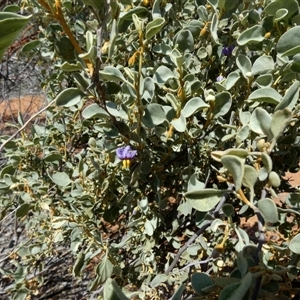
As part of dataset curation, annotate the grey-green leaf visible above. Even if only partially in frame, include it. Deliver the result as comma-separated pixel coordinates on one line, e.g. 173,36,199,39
226,71,240,90
153,66,174,85
171,112,186,132
257,198,279,223
221,155,245,191
55,88,85,107
219,272,252,300
270,108,292,141
182,97,209,118
146,17,165,40
99,66,126,82
248,87,281,104
174,29,194,52
103,278,130,300
237,25,265,46
265,0,298,21
251,56,275,76
277,26,300,56
0,12,31,61
82,103,110,119
249,108,272,140
275,81,299,111
213,91,232,117
184,189,226,212
261,153,273,174
143,103,166,127
242,165,258,189
191,273,214,295
236,54,251,78
96,256,114,284
289,233,300,254
73,252,85,277
268,171,281,188
50,172,72,187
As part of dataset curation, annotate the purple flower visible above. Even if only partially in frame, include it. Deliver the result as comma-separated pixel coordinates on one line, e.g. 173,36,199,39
222,45,234,56
116,146,137,160
217,75,224,82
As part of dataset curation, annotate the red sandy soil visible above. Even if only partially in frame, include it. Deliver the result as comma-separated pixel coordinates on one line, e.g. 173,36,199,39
0,95,45,133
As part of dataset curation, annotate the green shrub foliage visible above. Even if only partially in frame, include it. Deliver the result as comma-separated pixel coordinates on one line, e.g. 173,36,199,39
2,0,300,299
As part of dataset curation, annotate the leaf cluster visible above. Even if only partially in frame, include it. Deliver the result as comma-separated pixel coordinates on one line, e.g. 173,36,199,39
2,0,300,299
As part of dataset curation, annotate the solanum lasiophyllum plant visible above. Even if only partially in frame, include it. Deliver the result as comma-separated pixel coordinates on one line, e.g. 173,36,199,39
2,0,300,299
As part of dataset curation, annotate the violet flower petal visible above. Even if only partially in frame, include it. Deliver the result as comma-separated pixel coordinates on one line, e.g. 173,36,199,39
116,146,137,160
222,45,234,56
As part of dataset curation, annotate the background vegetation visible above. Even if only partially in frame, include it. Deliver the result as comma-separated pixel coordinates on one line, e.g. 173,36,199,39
1,0,300,299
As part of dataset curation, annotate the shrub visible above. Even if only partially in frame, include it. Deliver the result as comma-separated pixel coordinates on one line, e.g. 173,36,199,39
1,0,300,299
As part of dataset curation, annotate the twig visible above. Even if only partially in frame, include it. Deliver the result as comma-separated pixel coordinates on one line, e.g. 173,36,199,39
165,222,212,274
165,186,233,274
179,258,214,272
0,99,55,153
251,189,266,300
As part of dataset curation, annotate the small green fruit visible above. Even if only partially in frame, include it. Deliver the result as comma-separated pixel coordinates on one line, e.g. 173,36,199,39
256,138,265,152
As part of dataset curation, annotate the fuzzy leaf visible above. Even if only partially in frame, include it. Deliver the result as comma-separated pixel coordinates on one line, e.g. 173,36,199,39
221,155,245,191
257,198,279,223
184,189,226,212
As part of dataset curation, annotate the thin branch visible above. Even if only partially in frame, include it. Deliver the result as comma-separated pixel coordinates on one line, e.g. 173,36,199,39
179,258,214,272
165,222,212,274
251,189,267,300
0,99,55,153
165,185,233,274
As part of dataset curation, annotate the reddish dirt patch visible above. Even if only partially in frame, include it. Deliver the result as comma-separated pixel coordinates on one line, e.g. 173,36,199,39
0,95,45,133
283,170,300,188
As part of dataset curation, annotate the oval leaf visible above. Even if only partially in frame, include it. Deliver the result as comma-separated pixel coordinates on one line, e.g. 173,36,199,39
257,198,279,223
146,17,165,40
99,66,126,82
191,273,214,295
249,107,272,140
55,88,85,107
213,91,232,117
143,103,166,127
236,54,252,78
275,81,299,112
237,25,265,46
184,189,226,212
0,12,31,60
277,26,300,56
153,66,174,85
51,172,72,187
251,56,275,76
242,165,258,189
219,272,252,300
289,233,300,254
221,155,245,191
248,88,281,104
82,103,110,119
174,29,194,52
182,97,209,118
270,108,292,141
171,112,186,132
